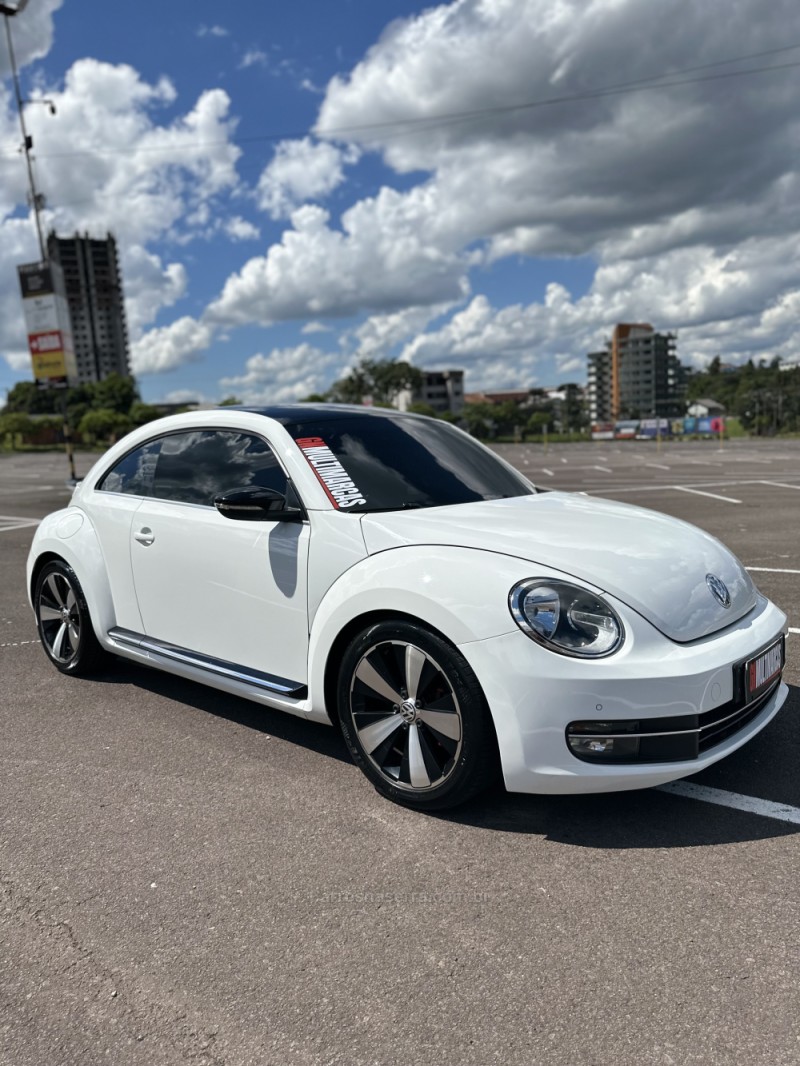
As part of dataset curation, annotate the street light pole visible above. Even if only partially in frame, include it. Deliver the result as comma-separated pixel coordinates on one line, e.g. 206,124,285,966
2,1,77,484
2,0,46,261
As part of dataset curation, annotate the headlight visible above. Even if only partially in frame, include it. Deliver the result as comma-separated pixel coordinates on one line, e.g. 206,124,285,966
509,579,624,658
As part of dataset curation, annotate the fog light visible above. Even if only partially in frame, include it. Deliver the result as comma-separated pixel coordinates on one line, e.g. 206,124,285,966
566,722,642,761
567,734,640,759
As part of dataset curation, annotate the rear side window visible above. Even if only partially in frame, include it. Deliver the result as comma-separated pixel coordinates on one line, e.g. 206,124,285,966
97,440,161,496
97,430,287,505
152,430,287,506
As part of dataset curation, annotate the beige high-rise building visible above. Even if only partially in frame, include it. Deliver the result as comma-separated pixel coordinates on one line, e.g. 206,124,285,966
587,323,685,422
47,232,130,384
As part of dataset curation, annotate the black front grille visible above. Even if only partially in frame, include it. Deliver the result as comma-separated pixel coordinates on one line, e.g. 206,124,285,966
697,683,778,753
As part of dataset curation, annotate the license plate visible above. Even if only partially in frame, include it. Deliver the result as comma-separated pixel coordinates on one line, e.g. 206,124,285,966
743,637,785,702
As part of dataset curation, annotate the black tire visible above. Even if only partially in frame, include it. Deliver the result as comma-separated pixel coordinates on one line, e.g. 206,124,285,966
34,559,109,676
337,620,499,810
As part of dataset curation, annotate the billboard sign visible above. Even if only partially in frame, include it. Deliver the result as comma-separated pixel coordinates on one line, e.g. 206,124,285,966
591,422,615,440
637,418,672,438
17,261,78,388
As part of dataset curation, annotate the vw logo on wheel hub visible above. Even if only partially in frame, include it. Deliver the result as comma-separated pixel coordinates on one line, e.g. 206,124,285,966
706,573,731,609
399,699,418,723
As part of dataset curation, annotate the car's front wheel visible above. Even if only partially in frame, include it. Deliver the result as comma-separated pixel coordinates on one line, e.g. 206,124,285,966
337,621,499,810
34,559,108,676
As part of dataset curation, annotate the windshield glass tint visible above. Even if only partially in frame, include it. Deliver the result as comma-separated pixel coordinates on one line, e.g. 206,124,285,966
289,416,534,512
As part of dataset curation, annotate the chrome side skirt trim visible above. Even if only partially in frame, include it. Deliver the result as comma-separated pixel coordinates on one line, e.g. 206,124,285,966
108,626,307,699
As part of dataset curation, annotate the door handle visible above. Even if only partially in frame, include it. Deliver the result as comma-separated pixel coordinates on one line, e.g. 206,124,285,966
134,526,155,546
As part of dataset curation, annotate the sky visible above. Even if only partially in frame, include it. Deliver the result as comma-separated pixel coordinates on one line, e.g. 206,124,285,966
1,0,800,407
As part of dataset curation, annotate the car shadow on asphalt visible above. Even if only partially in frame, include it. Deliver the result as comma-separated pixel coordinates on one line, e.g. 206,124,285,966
434,782,799,849
91,656,352,764
435,682,800,849
86,660,798,848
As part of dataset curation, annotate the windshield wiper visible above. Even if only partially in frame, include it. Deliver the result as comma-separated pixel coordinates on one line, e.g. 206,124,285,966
359,501,430,513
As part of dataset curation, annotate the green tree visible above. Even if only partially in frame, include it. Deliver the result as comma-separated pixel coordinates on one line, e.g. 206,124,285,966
407,402,439,418
78,408,130,444
328,359,423,407
89,373,139,414
0,411,35,440
128,402,162,426
527,410,553,435
219,395,241,406
460,402,496,439
4,381,49,414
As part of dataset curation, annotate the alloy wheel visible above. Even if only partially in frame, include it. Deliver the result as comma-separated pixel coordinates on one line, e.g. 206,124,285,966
37,570,81,664
348,640,463,792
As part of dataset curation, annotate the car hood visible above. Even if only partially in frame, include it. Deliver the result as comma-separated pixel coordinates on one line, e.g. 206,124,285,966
360,492,757,643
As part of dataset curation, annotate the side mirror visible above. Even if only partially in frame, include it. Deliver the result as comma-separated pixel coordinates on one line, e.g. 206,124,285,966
213,486,304,522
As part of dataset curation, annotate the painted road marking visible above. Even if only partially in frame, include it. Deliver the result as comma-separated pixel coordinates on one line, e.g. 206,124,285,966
673,486,741,504
789,628,800,635
582,478,774,496
560,458,568,463
658,781,800,826
0,639,41,649
746,567,800,574
594,466,613,473
760,480,800,491
646,463,670,470
542,468,554,477
0,517,40,533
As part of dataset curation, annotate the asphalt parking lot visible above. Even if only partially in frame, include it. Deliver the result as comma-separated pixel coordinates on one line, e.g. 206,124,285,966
1,439,798,1066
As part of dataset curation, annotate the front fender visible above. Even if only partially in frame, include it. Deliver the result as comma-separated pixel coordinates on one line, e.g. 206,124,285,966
307,545,536,720
27,507,116,643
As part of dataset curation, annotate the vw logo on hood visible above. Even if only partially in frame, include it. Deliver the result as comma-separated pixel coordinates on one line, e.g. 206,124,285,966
706,573,731,609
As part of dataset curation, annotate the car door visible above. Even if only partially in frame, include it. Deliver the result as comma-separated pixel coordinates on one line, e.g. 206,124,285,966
128,428,310,689
89,437,162,633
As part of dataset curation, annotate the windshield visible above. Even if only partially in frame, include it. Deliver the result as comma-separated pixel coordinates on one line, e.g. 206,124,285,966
288,415,535,513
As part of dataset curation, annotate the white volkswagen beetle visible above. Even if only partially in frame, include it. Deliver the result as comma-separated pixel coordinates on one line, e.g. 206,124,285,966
27,405,788,809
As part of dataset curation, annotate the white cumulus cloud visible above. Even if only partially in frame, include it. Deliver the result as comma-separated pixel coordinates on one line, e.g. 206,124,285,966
130,316,214,375
257,137,358,219
219,343,341,403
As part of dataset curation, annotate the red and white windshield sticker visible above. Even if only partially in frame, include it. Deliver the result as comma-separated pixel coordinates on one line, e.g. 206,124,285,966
295,437,366,509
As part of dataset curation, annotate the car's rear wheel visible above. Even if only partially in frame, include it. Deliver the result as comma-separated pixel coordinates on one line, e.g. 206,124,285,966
337,620,499,810
34,559,108,676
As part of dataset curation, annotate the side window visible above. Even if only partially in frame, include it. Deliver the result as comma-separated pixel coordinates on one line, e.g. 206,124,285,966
97,440,162,496
152,430,288,506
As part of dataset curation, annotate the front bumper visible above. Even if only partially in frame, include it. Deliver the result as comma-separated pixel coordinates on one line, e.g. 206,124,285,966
458,593,789,795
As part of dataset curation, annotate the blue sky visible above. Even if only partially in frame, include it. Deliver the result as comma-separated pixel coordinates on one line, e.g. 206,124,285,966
2,0,800,406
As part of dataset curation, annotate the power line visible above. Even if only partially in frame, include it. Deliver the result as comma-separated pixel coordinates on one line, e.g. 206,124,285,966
1,42,800,164
317,58,800,139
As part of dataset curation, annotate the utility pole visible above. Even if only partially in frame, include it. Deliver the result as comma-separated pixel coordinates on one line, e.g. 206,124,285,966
2,1,77,483
2,0,46,261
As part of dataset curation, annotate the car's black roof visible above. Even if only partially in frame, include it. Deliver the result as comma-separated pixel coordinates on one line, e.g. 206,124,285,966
231,403,419,427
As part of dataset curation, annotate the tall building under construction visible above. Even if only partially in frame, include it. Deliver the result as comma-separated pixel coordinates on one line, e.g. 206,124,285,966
47,232,130,385
587,323,686,423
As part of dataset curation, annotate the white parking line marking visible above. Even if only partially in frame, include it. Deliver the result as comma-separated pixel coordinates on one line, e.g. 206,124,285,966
542,468,554,477
789,627,800,635
673,486,741,504
646,463,670,470
594,466,613,473
0,639,40,649
746,567,800,574
582,478,769,497
658,781,800,826
560,458,568,463
0,519,40,533
760,480,800,491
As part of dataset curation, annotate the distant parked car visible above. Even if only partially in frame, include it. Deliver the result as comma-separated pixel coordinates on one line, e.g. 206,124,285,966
27,405,787,809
